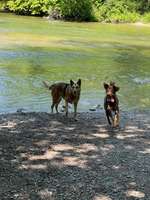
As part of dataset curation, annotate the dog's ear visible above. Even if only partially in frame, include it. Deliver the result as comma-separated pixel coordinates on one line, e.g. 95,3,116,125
114,86,120,92
70,80,74,86
103,82,109,90
77,79,81,87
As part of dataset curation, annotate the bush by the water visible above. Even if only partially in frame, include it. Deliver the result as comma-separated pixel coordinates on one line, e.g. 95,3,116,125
6,0,94,20
143,12,150,22
93,0,140,23
4,0,150,22
59,0,94,21
48,0,94,21
7,0,52,15
0,0,8,10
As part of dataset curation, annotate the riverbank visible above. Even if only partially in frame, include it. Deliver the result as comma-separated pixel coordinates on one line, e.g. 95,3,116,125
0,111,150,199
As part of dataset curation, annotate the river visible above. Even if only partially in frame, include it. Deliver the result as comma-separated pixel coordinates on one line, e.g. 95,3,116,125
0,13,150,113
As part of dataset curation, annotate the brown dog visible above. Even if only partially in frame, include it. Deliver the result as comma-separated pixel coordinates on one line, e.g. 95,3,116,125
103,82,120,127
43,79,81,119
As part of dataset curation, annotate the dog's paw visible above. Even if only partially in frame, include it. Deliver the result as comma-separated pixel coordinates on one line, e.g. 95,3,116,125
74,117,78,121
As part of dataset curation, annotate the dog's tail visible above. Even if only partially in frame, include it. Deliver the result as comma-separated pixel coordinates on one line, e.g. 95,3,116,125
43,81,52,90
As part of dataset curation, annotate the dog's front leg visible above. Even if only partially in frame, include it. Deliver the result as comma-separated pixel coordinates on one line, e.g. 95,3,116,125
65,100,68,117
106,110,111,125
74,102,77,120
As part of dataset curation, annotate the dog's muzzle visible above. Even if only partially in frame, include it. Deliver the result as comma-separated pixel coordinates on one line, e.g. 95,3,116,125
73,91,77,95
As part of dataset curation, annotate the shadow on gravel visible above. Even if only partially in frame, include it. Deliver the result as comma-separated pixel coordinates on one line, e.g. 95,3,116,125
0,111,150,200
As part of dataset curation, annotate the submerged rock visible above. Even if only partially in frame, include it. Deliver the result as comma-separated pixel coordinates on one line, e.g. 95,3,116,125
133,78,150,84
89,104,103,112
16,108,26,113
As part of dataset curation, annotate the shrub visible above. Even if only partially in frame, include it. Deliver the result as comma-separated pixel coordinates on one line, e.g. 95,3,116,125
0,0,9,10
142,12,150,22
7,0,94,21
5,0,150,22
59,0,94,21
134,0,150,14
94,0,140,22
7,0,51,16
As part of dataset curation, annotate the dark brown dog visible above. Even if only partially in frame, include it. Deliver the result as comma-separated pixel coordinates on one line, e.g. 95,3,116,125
103,82,120,127
43,79,81,119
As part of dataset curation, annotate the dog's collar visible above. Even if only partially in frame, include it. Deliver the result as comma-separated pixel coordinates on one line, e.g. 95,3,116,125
106,95,116,103
107,98,115,103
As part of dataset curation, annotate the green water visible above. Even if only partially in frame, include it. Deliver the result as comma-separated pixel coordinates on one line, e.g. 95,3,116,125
0,13,150,113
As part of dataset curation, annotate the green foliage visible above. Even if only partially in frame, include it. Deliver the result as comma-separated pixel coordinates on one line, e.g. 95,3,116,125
7,0,52,15
48,0,94,21
7,0,94,21
94,0,140,22
92,0,150,13
142,12,150,22
5,0,150,22
0,0,8,9
134,0,150,14
59,0,93,21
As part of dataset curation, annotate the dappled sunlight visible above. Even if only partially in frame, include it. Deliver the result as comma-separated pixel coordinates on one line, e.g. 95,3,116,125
124,145,134,150
139,148,150,154
51,120,63,126
45,155,87,169
38,189,54,200
20,152,28,160
0,121,17,129
76,143,98,154
95,125,108,133
64,126,75,131
79,134,95,140
62,156,87,168
19,163,47,170
116,134,138,140
94,194,112,200
100,144,115,155
51,144,74,152
23,143,89,168
112,165,120,170
0,111,150,199
20,118,36,123
147,124,150,129
128,182,137,187
125,127,145,133
17,146,26,152
92,133,110,139
144,141,150,145
126,190,145,198
34,139,50,147
29,149,59,161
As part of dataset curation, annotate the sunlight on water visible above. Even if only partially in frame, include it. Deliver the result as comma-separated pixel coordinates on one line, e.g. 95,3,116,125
0,13,150,113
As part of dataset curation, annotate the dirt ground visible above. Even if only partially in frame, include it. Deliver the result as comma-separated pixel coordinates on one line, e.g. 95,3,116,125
0,110,150,200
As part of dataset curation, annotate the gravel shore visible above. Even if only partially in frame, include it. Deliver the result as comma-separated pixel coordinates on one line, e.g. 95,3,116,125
0,111,150,200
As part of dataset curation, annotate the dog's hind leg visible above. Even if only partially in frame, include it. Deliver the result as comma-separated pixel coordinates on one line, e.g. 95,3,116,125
51,102,55,113
65,100,68,117
114,112,119,127
55,104,59,113
55,98,62,113
117,113,120,126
